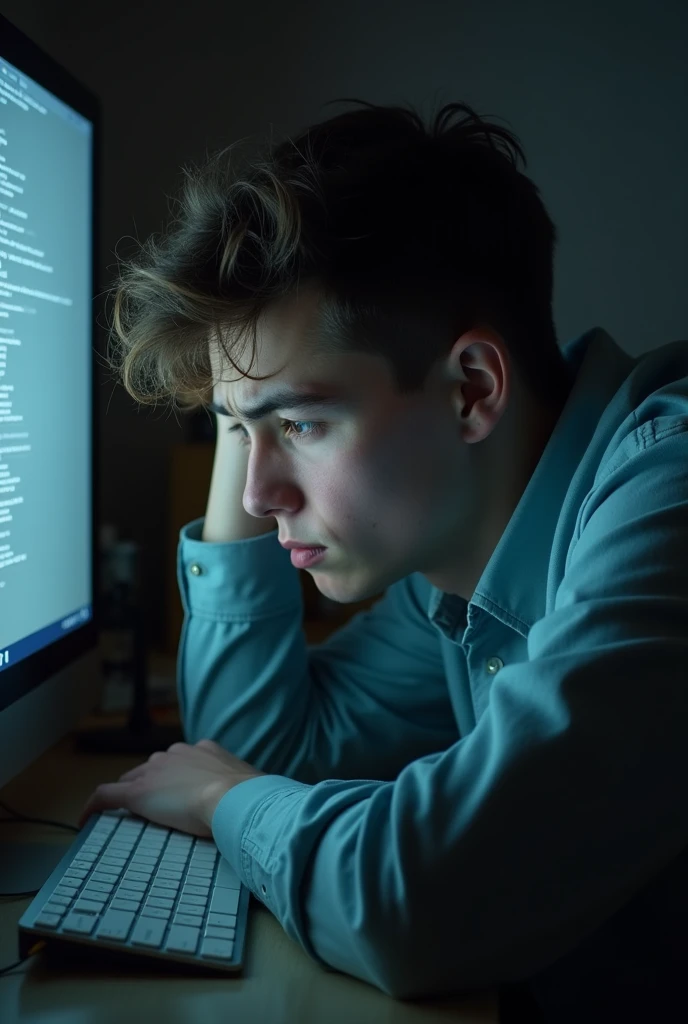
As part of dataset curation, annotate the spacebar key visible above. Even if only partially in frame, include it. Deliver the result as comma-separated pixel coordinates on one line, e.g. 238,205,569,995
96,909,135,941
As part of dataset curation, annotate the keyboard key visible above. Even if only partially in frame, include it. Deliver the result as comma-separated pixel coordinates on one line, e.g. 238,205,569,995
146,896,174,909
45,893,72,908
183,883,210,897
64,868,88,880
187,867,213,881
84,881,114,894
72,859,96,871
91,871,119,884
216,859,241,889
166,925,199,954
119,879,148,893
54,884,80,897
205,924,236,940
73,899,106,915
100,857,127,869
210,888,240,916
43,902,69,916
200,937,234,960
140,905,171,920
174,912,203,927
126,870,153,882
63,912,98,934
156,868,183,881
96,909,135,941
131,916,167,948
207,912,237,928
178,894,206,908
110,898,141,912
35,911,62,928
150,885,179,899
114,888,142,903
151,879,178,892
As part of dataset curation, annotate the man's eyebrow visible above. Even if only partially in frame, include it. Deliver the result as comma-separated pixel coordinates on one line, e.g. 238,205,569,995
207,386,352,422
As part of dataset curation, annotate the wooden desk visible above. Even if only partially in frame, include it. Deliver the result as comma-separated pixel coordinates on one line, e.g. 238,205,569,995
0,728,499,1023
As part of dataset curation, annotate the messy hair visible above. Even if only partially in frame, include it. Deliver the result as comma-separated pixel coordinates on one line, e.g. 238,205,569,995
106,98,571,414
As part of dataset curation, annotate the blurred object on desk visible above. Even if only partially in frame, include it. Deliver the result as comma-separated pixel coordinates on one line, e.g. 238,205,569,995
95,651,178,713
96,524,149,715
98,664,177,712
73,648,183,754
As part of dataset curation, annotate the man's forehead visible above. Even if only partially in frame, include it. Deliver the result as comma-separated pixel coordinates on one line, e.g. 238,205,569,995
210,378,355,422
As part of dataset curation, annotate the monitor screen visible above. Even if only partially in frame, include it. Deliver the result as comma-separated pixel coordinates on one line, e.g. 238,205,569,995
0,21,99,715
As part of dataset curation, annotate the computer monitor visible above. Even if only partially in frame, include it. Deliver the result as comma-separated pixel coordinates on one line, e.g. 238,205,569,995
0,14,102,882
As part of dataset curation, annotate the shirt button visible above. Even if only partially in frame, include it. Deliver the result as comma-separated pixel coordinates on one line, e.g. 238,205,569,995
486,656,503,674
189,563,204,576
261,885,267,895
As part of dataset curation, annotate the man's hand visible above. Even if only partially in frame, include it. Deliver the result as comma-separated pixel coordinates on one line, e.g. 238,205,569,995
77,739,268,837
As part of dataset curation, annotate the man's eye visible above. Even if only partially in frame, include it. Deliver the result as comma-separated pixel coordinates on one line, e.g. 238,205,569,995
227,420,325,445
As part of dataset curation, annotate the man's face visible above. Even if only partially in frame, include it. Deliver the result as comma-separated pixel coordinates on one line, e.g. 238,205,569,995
210,285,551,603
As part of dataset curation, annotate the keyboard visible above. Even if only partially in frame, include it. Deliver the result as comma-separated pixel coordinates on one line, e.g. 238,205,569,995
18,808,250,974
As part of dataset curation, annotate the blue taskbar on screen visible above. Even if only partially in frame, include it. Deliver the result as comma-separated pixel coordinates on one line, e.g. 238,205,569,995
0,604,93,671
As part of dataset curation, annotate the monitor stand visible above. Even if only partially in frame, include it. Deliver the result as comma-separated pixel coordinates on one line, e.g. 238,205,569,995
0,840,67,895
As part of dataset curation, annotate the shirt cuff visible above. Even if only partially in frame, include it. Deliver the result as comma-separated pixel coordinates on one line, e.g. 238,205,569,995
210,774,311,900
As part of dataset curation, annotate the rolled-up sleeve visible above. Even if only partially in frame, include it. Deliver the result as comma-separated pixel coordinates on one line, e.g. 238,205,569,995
212,425,688,999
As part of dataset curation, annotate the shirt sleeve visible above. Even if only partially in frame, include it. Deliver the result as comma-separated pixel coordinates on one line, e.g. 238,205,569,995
210,425,688,998
177,519,458,784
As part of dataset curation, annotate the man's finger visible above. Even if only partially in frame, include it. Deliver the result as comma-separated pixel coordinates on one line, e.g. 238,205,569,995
196,738,222,752
78,781,131,828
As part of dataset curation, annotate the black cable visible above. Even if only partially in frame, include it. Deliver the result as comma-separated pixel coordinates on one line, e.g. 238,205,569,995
0,940,47,977
0,799,80,976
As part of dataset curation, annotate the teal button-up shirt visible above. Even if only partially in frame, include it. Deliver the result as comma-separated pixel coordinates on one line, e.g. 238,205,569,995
176,326,688,1008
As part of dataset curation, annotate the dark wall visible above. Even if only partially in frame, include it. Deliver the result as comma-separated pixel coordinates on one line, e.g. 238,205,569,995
2,0,687,649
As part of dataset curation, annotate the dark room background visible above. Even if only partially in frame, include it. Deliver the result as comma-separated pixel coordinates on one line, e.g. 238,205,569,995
2,0,686,653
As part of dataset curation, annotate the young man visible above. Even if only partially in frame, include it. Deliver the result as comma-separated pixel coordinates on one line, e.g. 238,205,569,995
81,100,688,1019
